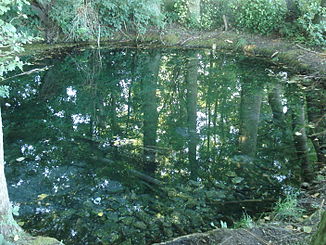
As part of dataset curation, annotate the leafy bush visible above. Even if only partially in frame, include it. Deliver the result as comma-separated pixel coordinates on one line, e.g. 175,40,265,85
172,0,199,28
97,0,164,35
0,0,31,77
49,0,164,41
232,0,286,35
200,0,235,30
295,0,326,46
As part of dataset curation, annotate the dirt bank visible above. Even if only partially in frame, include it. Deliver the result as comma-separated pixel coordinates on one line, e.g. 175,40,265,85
24,27,326,82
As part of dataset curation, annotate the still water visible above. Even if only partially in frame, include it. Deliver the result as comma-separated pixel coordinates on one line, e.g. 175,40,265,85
3,48,324,244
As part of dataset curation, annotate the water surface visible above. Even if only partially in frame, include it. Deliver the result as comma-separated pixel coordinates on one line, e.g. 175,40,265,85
3,48,322,244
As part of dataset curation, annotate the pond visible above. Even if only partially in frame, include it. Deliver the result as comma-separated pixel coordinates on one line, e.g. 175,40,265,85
3,48,324,244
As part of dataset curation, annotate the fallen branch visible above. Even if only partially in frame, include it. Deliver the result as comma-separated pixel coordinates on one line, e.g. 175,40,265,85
210,198,276,205
2,66,53,81
296,44,326,57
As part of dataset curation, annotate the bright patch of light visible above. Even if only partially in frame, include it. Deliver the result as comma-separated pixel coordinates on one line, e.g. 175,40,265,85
93,197,102,205
66,86,77,102
54,110,65,118
34,75,41,84
71,114,91,126
283,106,288,113
71,230,77,237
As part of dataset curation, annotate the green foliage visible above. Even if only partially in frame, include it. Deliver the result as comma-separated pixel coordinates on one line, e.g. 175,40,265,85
49,0,164,41
171,0,201,28
49,0,99,41
0,86,10,98
0,0,31,78
294,0,326,46
11,205,20,216
273,192,304,221
200,0,235,30
232,0,286,34
234,213,255,228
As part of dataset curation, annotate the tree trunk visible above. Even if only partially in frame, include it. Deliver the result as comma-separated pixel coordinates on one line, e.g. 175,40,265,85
268,83,294,150
187,0,201,25
285,0,300,21
239,82,263,158
185,53,199,178
306,82,326,166
311,211,326,245
0,108,22,239
290,96,312,182
142,51,161,174
268,83,285,129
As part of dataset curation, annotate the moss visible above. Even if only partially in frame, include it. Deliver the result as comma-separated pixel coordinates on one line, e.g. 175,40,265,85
163,33,181,45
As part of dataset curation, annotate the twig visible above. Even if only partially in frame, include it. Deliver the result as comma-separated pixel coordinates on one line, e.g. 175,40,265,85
178,36,200,45
2,66,53,81
296,44,326,57
97,24,101,48
244,229,272,245
220,235,233,244
319,199,325,218
223,15,228,31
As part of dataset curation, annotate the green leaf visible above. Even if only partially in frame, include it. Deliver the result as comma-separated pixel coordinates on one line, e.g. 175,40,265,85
0,86,9,98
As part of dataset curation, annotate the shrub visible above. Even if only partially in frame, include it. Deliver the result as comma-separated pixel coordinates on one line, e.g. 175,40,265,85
232,0,286,35
49,0,165,41
295,0,326,46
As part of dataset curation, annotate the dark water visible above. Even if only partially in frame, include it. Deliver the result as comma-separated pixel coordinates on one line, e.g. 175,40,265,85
3,48,324,244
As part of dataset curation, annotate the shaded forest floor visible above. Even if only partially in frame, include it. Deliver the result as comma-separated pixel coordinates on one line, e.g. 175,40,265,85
155,166,326,245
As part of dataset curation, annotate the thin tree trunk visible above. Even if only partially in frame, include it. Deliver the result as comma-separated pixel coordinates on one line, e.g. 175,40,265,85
239,82,263,158
0,108,22,239
187,0,201,25
290,98,312,182
142,51,161,174
185,53,199,178
306,83,326,166
311,211,326,245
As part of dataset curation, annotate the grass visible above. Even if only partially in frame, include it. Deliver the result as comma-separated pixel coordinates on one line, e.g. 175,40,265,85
273,192,304,221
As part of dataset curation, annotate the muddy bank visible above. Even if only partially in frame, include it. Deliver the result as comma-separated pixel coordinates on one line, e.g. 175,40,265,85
24,28,326,81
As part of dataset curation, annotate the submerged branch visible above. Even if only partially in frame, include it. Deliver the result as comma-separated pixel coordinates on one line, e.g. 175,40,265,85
2,66,53,81
90,156,163,186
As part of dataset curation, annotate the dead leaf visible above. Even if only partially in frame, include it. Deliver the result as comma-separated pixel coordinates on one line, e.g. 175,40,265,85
312,193,320,198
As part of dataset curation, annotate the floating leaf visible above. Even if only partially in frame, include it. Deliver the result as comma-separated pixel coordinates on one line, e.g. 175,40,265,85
37,194,48,200
16,157,25,162
303,226,312,233
98,212,104,217
232,177,244,184
285,225,294,230
312,193,320,198
264,216,271,221
294,132,302,136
